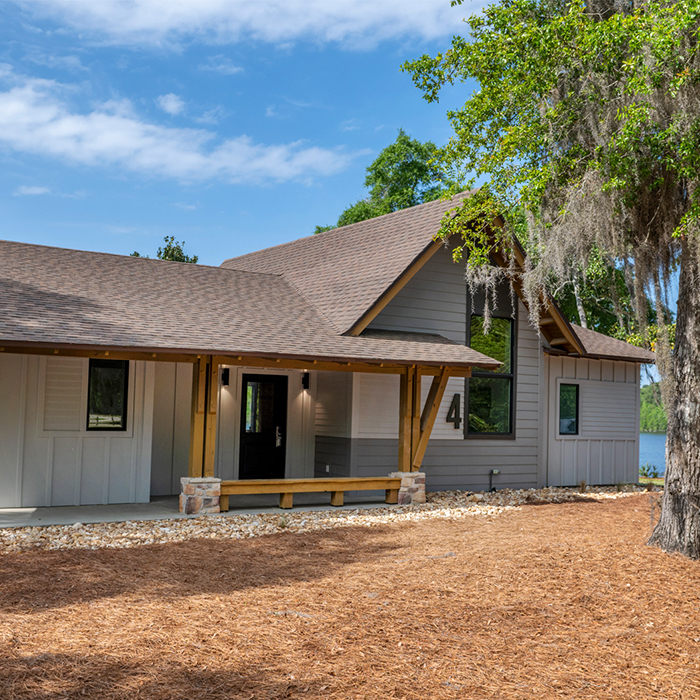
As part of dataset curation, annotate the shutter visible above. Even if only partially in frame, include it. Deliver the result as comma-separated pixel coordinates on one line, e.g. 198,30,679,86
43,357,84,431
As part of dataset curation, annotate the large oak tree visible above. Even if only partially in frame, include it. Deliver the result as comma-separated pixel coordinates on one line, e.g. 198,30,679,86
405,0,700,557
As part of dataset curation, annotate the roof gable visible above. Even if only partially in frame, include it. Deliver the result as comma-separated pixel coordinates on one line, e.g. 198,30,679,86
221,194,471,334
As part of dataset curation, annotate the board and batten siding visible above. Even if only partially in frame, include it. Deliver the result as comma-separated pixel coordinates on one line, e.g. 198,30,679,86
0,354,154,508
150,362,192,496
544,355,640,486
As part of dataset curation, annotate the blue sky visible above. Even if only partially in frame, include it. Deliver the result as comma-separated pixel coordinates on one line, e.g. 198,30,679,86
0,0,481,265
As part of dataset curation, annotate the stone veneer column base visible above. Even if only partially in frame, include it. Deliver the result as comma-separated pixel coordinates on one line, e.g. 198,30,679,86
388,471,426,505
179,477,221,515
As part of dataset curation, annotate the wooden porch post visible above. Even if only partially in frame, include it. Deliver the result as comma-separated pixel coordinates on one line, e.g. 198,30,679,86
203,356,219,477
188,357,207,478
411,368,451,472
398,367,414,472
411,367,422,466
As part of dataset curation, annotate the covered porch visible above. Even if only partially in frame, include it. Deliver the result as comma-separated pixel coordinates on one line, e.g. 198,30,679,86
183,353,474,512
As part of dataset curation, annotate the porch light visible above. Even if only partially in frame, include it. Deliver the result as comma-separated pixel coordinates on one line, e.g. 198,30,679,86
221,368,230,386
301,372,310,390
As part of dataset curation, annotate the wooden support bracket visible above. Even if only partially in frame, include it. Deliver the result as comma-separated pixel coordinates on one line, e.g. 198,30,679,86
412,368,450,471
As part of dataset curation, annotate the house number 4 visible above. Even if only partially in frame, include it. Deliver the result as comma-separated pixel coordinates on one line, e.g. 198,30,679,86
446,393,461,429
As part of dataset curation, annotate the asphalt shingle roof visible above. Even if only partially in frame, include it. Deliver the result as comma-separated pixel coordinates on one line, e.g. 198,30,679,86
570,323,655,363
221,194,472,333
0,239,499,369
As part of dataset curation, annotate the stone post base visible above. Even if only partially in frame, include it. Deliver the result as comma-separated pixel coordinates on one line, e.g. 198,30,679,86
388,471,426,505
179,477,221,515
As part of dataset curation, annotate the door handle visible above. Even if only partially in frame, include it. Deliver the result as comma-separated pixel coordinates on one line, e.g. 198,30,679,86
275,426,282,447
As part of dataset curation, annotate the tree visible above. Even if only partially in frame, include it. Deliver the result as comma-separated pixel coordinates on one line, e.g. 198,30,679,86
315,129,454,231
131,236,198,263
405,0,700,557
640,383,668,433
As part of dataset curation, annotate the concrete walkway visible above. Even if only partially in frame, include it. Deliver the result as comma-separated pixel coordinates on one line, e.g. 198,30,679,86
0,493,389,529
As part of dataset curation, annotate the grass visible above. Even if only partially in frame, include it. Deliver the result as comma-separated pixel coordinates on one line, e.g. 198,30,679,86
1,494,698,699
639,476,665,487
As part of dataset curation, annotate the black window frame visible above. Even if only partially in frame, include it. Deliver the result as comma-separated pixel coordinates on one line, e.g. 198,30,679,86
86,359,129,432
465,313,517,440
558,383,580,436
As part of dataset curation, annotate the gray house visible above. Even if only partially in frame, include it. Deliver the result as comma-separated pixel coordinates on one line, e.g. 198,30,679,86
0,195,653,509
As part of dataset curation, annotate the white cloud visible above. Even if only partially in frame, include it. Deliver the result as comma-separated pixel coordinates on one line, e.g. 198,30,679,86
199,55,243,75
24,50,86,72
156,92,185,115
13,185,51,195
0,71,355,183
12,184,86,197
15,0,468,48
195,106,227,125
172,202,198,211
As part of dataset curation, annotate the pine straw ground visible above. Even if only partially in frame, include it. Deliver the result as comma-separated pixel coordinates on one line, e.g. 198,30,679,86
1,495,699,699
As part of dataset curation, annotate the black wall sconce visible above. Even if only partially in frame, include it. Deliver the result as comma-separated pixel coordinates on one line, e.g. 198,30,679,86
301,372,310,390
221,368,230,386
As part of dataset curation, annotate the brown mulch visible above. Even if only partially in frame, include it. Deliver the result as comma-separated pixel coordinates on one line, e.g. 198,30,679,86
0,494,699,699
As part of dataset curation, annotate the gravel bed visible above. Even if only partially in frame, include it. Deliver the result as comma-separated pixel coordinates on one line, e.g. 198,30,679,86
0,485,656,554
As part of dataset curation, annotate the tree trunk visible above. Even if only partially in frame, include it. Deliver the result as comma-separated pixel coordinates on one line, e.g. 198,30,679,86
573,278,588,328
649,240,700,559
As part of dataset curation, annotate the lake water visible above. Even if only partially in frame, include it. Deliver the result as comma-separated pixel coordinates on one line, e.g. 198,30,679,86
639,432,666,475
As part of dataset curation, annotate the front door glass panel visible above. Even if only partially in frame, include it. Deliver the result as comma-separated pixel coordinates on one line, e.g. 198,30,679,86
239,374,287,479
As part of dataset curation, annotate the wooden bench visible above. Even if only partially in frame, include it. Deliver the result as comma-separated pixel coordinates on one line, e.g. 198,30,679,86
219,477,401,511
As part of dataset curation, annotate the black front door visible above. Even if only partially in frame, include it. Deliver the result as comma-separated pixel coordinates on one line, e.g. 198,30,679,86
239,374,288,480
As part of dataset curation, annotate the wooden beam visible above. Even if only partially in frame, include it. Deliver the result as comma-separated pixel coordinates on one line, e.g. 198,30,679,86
0,344,479,376
221,476,402,496
411,367,422,465
347,240,444,336
412,368,450,471
203,356,219,478
398,368,413,472
213,354,479,376
0,345,199,363
188,358,206,478
420,368,448,433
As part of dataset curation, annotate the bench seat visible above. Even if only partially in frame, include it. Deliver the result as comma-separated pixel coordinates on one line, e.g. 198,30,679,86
219,477,401,510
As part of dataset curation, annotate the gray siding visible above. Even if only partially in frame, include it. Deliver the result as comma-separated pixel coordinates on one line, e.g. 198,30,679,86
315,371,351,438
367,244,467,344
353,438,536,491
356,292,542,491
314,436,352,478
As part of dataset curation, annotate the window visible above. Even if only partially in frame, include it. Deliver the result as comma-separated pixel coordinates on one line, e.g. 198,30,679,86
87,359,129,430
559,383,579,435
467,316,514,436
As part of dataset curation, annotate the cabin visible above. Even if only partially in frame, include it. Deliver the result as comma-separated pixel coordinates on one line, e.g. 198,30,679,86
0,195,653,511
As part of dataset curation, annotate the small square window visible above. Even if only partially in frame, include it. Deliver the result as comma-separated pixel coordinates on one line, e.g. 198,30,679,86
87,359,129,431
559,383,579,435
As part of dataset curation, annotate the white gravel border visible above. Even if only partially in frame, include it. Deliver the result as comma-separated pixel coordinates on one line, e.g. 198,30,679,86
0,485,657,554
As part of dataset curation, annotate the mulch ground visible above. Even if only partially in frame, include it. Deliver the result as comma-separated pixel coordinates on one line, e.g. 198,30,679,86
1,494,699,699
